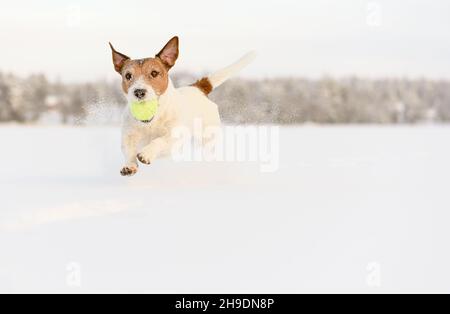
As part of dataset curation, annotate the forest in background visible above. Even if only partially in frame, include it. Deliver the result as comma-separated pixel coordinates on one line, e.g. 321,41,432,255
1,71,450,125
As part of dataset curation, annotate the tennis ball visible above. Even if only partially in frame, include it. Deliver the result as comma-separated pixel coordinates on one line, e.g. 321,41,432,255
130,99,159,122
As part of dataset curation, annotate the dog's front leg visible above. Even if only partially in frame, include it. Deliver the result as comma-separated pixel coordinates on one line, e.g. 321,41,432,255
137,136,173,165
120,131,143,176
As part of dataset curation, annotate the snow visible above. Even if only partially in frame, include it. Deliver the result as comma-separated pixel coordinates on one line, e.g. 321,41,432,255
1,125,450,293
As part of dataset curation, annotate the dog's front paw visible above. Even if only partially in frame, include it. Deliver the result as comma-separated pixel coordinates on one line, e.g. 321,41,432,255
137,153,151,165
120,165,138,177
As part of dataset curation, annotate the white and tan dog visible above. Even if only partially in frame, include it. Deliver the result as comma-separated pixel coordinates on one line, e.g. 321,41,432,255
110,36,256,176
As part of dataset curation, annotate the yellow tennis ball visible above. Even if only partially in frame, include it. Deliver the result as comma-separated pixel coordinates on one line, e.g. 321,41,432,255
130,99,159,122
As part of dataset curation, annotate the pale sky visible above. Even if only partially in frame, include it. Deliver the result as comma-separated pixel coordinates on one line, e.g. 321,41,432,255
0,0,449,82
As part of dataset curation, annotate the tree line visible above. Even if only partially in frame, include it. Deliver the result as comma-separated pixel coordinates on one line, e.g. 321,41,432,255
1,71,449,125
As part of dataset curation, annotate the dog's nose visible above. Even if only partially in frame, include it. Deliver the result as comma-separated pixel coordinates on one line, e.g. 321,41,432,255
134,89,147,99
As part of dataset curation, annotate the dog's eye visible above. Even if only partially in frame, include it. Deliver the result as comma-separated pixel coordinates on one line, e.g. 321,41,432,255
151,71,159,78
125,73,133,81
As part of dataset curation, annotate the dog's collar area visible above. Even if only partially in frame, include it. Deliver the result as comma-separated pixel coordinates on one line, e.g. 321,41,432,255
138,117,155,124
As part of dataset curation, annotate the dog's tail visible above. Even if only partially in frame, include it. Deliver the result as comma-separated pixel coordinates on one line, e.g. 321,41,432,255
191,51,257,96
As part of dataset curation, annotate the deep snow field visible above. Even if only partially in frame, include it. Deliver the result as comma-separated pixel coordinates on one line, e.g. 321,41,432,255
1,125,450,293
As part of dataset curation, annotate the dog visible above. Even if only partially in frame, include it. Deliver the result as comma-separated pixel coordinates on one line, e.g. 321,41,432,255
109,36,256,176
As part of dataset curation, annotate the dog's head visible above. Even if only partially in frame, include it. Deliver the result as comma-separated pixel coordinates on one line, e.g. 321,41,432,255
109,36,179,103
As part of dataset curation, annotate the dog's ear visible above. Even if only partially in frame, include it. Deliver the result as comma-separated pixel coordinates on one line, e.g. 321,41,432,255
156,36,179,69
109,43,130,73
